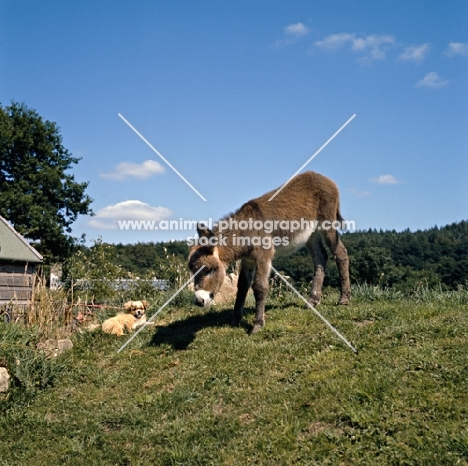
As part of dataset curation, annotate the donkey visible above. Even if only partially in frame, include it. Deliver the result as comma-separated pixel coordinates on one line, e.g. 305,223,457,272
188,171,351,333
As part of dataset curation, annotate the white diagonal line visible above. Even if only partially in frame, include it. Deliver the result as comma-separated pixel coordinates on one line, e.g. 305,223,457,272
118,113,207,202
117,265,206,353
268,114,356,201
270,265,357,353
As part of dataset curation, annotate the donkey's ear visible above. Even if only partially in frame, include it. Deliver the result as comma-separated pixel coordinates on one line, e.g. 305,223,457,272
197,222,215,239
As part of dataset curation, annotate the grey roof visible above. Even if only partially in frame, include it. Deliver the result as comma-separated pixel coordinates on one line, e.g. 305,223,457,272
0,216,43,263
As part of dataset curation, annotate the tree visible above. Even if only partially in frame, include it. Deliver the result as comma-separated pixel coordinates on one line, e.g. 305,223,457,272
64,238,129,303
0,102,93,261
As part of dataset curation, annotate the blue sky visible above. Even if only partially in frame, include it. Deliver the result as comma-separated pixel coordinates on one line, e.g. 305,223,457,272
1,0,467,245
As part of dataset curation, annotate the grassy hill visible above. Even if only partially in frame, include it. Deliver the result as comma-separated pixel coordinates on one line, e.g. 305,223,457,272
1,286,467,465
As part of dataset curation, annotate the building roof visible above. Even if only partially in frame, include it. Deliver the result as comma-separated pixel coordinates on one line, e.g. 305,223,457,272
0,216,43,263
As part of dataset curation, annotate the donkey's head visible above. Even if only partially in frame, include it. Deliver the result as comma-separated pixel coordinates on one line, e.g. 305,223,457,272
188,225,226,307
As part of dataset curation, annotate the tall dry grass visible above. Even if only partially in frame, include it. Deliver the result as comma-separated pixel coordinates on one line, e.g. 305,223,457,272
27,279,74,340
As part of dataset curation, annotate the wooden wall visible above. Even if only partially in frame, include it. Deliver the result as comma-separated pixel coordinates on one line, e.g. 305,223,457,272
0,263,37,305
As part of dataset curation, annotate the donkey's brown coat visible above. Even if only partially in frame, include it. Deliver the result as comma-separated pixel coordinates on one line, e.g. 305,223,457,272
188,171,350,333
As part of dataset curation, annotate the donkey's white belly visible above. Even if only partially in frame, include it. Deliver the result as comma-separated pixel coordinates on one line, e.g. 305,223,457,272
274,229,314,258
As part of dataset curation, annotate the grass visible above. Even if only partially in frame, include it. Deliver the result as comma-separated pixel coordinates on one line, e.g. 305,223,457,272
0,286,467,465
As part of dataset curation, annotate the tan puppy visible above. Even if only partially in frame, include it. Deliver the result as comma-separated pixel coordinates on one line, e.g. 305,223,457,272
102,300,149,336
123,300,149,314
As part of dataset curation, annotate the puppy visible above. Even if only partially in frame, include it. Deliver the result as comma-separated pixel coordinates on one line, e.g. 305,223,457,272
102,300,149,336
123,300,149,314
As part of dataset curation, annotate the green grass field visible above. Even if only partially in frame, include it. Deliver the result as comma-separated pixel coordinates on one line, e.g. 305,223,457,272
1,286,467,465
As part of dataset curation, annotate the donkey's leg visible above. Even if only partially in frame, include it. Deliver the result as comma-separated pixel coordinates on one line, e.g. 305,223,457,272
250,259,271,334
321,229,351,305
307,232,328,305
233,260,255,326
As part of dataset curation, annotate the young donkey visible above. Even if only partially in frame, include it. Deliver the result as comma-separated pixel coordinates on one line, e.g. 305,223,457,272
188,171,351,333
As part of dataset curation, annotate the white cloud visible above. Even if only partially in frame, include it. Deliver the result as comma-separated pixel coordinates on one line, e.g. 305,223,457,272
445,42,468,57
371,175,400,185
399,43,430,62
415,72,449,88
101,159,165,180
313,33,396,61
88,200,172,230
275,22,310,47
314,32,355,51
284,22,310,38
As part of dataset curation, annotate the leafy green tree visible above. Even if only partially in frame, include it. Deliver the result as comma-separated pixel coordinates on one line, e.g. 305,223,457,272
273,248,314,285
112,240,189,278
64,238,129,303
350,247,394,286
0,101,93,261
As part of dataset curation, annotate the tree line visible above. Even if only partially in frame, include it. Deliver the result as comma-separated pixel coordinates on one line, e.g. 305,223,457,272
275,221,468,290
97,220,467,291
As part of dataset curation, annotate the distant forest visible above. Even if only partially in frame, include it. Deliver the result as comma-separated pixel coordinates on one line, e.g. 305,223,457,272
106,220,468,290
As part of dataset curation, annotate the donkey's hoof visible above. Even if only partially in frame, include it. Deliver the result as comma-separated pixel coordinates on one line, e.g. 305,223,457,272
250,323,264,334
309,296,321,306
338,299,350,305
